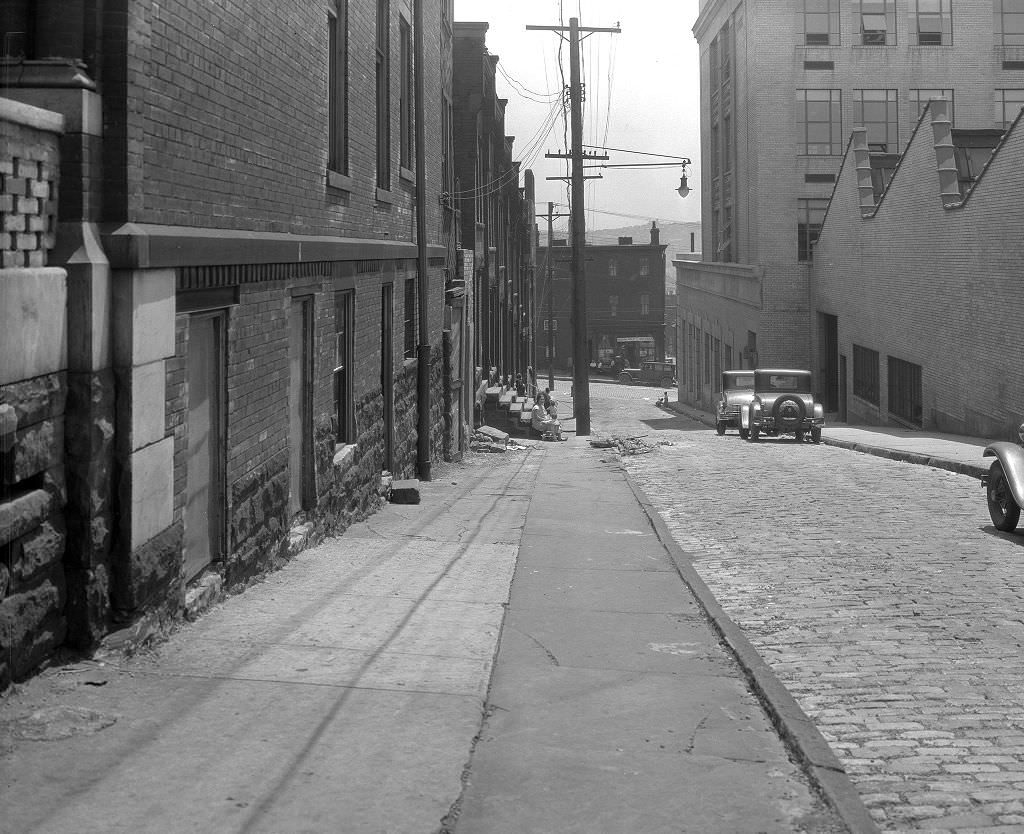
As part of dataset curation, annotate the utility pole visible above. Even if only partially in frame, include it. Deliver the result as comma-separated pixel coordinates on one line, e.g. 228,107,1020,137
528,17,619,436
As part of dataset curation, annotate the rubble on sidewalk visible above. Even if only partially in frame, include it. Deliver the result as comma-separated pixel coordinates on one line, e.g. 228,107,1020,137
389,479,421,504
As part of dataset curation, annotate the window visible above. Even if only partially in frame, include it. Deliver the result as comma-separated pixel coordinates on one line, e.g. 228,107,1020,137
720,206,733,262
334,290,355,444
804,0,839,45
915,0,951,45
608,259,617,277
542,318,558,331
852,344,879,405
704,332,712,385
999,0,1024,46
399,18,414,172
376,0,391,190
328,1,349,175
545,344,557,359
403,278,416,359
710,123,721,176
953,131,1001,195
996,89,1024,128
639,258,649,276
797,89,842,155
858,0,895,45
855,89,898,152
911,89,954,122
888,356,922,427
640,294,650,316
797,198,829,261
609,295,619,317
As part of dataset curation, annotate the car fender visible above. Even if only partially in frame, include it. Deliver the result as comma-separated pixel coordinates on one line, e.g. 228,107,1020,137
740,403,750,429
984,442,1024,508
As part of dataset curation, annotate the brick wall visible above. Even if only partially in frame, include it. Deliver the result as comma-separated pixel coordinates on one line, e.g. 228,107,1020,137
0,99,68,688
813,108,1024,437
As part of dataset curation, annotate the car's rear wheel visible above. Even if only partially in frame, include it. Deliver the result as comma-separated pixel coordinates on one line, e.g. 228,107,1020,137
715,421,726,436
618,372,633,384
739,428,749,440
810,426,822,444
987,461,1021,531
772,395,806,433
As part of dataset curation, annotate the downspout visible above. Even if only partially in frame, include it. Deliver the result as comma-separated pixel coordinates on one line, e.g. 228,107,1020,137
414,0,431,480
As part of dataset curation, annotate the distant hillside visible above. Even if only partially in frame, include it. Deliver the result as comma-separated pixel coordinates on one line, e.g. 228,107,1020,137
552,220,702,259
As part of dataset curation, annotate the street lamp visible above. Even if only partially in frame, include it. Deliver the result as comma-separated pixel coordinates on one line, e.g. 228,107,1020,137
676,165,691,199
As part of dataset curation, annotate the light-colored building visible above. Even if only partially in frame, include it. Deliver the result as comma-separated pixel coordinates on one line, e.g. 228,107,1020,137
812,100,1024,437
679,0,1024,411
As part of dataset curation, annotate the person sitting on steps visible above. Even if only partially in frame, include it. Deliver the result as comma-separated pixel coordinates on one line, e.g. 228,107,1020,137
531,398,564,440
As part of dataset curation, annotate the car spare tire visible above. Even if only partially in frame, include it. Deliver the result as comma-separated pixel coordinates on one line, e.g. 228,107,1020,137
772,395,806,432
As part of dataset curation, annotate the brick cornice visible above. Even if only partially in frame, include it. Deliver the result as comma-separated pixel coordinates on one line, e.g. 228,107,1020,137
100,223,444,270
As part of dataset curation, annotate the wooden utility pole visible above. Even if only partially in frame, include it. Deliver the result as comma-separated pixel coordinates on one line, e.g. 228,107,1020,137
528,17,619,436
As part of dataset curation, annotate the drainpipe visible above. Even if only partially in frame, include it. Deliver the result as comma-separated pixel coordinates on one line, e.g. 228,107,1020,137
414,0,431,480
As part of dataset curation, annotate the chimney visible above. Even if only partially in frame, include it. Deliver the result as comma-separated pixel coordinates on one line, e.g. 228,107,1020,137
852,127,877,217
617,236,633,246
929,98,961,207
650,221,660,246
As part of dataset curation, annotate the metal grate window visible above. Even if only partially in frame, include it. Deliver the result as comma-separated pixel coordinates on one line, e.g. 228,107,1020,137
852,344,880,405
375,0,391,190
888,356,922,427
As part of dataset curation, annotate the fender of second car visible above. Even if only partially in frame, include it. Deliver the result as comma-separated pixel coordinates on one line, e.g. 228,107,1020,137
984,441,1024,508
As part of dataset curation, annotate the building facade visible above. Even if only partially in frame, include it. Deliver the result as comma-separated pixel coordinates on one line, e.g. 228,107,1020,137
813,100,1024,437
538,223,667,371
680,0,1024,410
1,0,457,685
452,22,536,384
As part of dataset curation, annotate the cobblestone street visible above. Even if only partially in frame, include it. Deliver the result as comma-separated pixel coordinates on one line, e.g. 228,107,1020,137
588,379,1024,832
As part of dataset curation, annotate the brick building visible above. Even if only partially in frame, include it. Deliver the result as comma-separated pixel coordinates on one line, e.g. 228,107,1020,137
538,223,667,371
812,100,1024,437
1,0,458,684
678,0,1024,412
452,22,536,383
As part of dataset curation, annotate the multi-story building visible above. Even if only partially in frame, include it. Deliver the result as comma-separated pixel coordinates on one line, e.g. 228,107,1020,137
452,22,536,384
538,223,667,371
1,0,457,684
679,0,1024,411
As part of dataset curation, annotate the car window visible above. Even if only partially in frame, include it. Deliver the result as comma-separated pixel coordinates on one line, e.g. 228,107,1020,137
725,374,754,390
766,374,811,392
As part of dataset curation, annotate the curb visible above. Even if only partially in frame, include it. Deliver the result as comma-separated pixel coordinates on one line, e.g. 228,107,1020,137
664,401,986,479
619,463,881,834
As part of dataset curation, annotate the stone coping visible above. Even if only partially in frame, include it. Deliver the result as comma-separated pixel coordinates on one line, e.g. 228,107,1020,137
0,96,65,133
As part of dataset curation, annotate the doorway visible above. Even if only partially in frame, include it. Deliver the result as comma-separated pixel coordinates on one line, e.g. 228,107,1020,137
287,297,313,518
819,313,839,413
184,311,225,580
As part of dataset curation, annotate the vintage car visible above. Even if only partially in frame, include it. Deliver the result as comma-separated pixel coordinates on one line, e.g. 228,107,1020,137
715,370,756,438
982,421,1024,531
618,360,677,387
740,369,824,443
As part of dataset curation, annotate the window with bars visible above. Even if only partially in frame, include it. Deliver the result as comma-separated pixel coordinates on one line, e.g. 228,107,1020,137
375,0,391,190
852,344,879,405
999,0,1024,46
608,259,617,277
640,294,650,316
857,0,895,45
797,198,829,261
542,318,558,331
855,89,899,152
804,0,839,45
797,89,843,155
328,1,349,175
888,356,922,426
915,0,951,45
609,295,619,317
639,258,649,276
335,290,355,444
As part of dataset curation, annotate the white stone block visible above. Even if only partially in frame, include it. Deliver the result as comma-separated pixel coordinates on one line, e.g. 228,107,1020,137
113,268,175,367
129,436,174,549
131,360,167,451
0,268,67,386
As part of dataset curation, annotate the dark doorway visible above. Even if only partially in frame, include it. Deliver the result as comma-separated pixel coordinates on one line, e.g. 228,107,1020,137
819,313,839,412
839,353,848,423
184,311,225,580
288,296,314,518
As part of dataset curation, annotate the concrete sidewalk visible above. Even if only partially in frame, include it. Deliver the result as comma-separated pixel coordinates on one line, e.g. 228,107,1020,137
0,432,876,833
667,399,993,479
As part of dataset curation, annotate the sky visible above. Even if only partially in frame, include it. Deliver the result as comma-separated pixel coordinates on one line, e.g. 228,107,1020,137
452,0,703,231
